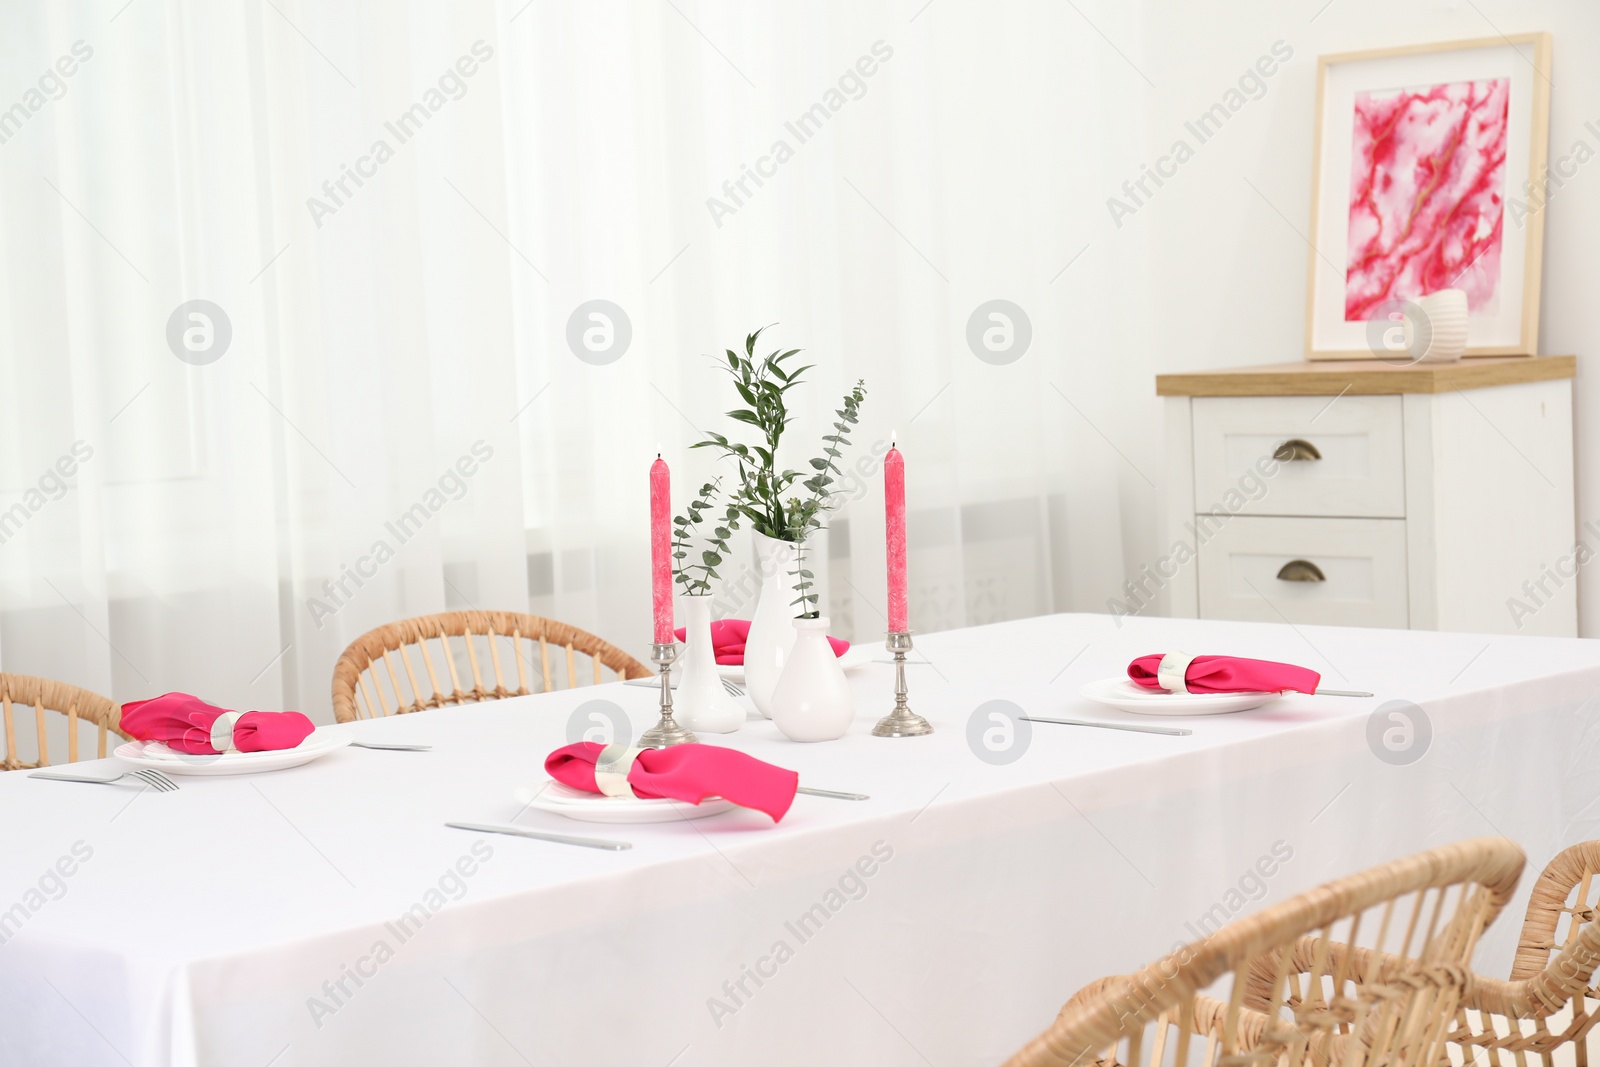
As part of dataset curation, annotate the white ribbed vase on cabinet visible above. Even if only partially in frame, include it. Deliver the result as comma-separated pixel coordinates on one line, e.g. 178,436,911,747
770,617,855,742
744,531,804,718
1406,288,1469,363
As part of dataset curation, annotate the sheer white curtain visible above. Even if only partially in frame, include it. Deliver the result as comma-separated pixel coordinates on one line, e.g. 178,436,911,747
0,0,1150,725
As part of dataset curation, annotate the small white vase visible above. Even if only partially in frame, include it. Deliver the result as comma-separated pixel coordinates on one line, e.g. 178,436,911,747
744,531,805,718
674,594,744,734
1406,288,1469,363
770,617,855,742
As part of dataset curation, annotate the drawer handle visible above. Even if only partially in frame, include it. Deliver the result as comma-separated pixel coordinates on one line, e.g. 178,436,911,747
1273,438,1322,462
1276,559,1327,583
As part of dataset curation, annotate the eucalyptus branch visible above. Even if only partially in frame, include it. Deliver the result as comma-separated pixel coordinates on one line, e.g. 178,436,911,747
785,379,867,618
671,478,737,596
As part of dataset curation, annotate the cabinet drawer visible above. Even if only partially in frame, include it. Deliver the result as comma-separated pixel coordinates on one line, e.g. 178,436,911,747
1197,516,1408,629
1192,396,1405,518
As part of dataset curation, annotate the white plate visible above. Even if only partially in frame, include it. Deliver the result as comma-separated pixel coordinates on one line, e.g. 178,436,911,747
113,728,352,776
1079,677,1282,717
514,780,736,823
716,644,873,683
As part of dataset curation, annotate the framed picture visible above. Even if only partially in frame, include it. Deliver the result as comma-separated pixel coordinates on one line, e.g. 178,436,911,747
1304,34,1551,360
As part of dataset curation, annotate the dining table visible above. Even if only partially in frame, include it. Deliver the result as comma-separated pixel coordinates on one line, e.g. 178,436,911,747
3,611,1599,1067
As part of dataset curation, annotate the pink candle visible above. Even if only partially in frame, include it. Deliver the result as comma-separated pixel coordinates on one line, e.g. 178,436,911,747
885,442,909,633
650,455,673,644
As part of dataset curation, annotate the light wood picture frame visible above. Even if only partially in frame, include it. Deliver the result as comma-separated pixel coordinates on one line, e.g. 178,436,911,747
1304,33,1551,361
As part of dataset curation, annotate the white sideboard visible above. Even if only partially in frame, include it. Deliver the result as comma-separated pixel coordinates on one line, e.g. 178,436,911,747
1157,357,1578,637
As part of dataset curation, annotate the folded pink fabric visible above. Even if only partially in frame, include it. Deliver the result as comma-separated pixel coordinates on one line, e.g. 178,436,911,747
1128,655,1321,695
672,618,848,665
545,742,799,822
119,693,316,755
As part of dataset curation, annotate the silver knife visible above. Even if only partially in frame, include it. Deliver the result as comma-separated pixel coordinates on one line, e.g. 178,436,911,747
1021,715,1192,737
445,821,631,851
350,741,434,751
796,786,870,801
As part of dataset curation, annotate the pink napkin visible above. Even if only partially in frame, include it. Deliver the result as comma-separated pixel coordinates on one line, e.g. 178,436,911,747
545,742,799,822
672,618,848,665
1128,654,1321,695
119,693,316,755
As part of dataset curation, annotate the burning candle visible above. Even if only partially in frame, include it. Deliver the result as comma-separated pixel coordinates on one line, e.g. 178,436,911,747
650,453,673,645
885,437,908,633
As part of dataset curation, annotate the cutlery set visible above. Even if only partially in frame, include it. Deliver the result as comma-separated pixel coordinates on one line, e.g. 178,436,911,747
1021,716,1193,737
444,821,632,852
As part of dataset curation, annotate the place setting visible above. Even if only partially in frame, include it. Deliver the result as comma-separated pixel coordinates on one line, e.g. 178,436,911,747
26,692,433,790
1020,652,1375,738
451,738,869,850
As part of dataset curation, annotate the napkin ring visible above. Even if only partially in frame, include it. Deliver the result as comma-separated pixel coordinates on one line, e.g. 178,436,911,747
594,744,645,798
209,711,244,753
1156,651,1196,694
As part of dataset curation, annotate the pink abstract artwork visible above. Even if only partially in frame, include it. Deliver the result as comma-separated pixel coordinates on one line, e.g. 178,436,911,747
1344,78,1509,322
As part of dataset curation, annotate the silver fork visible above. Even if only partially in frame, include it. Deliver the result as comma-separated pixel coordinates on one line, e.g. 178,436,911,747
29,768,180,792
626,677,746,697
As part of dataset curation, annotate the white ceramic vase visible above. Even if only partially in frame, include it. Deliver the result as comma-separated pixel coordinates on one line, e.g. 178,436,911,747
1406,288,1469,363
674,594,744,734
770,617,855,742
744,530,804,718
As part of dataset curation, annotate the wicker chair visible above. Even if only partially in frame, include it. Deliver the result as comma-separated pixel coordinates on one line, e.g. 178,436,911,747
1244,841,1600,1067
1005,837,1526,1067
0,673,127,770
331,611,651,723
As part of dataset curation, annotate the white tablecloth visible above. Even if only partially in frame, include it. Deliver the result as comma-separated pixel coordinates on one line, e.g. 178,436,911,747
3,613,1599,1067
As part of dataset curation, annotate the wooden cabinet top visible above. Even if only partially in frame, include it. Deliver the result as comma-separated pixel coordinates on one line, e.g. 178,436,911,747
1156,356,1575,397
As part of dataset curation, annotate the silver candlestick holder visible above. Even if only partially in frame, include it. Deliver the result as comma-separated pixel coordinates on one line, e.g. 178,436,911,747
639,642,697,748
873,631,932,737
